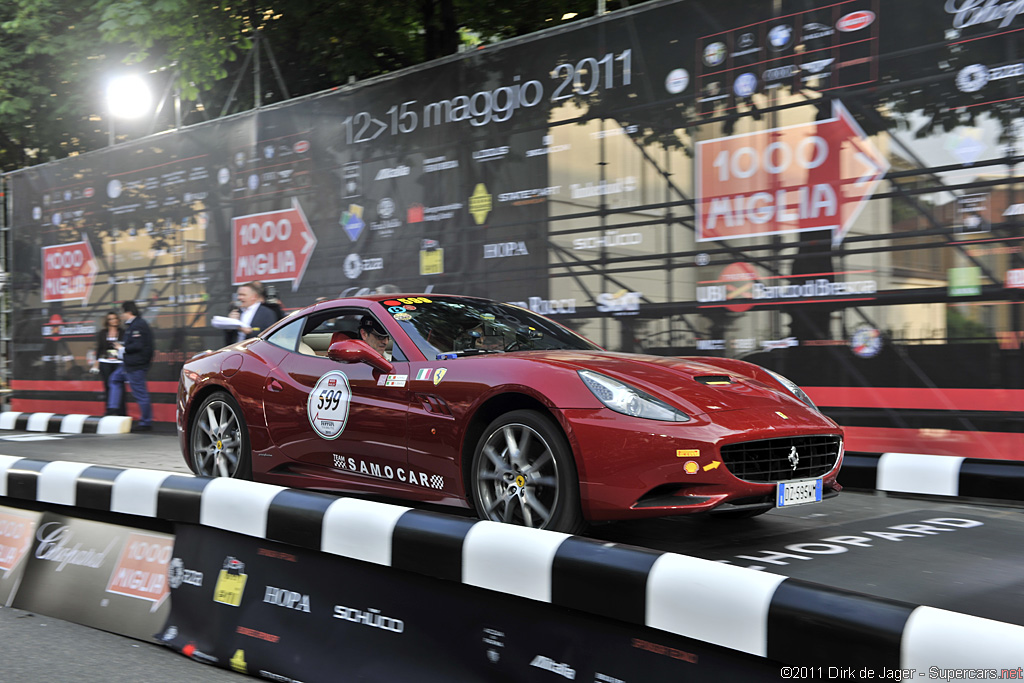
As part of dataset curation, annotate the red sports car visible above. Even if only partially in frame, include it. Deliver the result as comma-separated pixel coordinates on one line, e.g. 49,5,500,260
177,294,843,533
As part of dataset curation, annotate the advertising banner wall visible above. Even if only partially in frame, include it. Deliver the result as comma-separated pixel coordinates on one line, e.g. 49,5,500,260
3,0,1022,457
0,505,41,606
160,524,778,682
10,511,173,640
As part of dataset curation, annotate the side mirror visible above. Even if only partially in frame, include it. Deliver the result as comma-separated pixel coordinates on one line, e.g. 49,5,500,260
327,339,394,374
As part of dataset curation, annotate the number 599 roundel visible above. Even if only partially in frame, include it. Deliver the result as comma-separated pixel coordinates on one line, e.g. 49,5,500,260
177,294,843,533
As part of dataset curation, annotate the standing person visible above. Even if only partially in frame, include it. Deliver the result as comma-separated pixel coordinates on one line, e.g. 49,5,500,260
108,301,154,431
233,281,278,343
90,310,126,416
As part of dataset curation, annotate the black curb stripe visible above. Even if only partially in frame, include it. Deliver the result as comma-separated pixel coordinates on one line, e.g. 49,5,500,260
5,458,48,500
551,537,665,624
46,415,66,433
155,476,210,523
391,510,477,582
766,580,913,668
836,453,880,490
958,459,1024,501
82,416,104,434
265,489,335,550
13,414,31,430
74,465,127,510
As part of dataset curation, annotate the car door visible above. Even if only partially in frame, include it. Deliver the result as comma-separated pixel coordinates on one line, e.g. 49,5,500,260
262,308,411,489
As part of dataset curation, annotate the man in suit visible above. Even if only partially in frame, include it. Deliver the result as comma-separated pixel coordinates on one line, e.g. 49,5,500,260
233,281,279,343
108,300,154,431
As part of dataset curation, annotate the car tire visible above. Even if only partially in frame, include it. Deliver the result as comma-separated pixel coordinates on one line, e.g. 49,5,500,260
471,409,585,534
189,391,252,479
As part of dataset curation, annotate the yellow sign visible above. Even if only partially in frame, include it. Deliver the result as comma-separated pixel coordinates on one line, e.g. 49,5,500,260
703,460,721,471
469,184,492,224
230,650,248,674
676,449,700,458
683,461,700,474
420,248,444,275
213,569,248,607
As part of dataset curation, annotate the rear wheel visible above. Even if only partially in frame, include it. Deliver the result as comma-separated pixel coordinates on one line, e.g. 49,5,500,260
471,410,584,533
189,391,252,479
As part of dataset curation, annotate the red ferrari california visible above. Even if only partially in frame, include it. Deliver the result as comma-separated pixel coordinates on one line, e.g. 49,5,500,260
178,294,843,533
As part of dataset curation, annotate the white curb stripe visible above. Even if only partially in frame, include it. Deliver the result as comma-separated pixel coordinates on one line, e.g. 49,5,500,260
646,553,787,657
200,477,287,538
878,453,965,496
463,521,570,602
0,455,24,496
0,413,23,430
26,413,56,432
321,498,410,566
902,606,1024,670
37,461,93,505
110,469,174,517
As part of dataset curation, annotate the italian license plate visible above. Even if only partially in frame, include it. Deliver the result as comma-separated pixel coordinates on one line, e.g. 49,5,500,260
777,478,822,507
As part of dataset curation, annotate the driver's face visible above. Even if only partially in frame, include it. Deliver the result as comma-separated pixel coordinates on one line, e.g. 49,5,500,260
361,328,389,355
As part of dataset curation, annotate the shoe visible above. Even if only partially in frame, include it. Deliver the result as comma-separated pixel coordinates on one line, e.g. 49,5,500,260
134,424,152,432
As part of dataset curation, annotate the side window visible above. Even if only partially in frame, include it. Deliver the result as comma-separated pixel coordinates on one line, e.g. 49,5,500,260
266,317,304,353
297,308,407,361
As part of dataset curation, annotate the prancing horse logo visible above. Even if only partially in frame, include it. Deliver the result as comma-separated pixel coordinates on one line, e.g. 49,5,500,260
788,446,800,470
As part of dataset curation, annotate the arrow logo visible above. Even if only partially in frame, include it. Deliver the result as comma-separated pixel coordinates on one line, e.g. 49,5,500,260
696,99,889,248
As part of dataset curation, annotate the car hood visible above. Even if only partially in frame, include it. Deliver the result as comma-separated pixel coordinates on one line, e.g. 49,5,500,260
513,350,816,417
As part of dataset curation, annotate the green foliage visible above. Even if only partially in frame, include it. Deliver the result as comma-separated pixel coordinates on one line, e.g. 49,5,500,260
0,0,647,173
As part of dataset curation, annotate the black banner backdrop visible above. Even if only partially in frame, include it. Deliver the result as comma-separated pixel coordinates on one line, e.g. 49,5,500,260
3,0,1022,454
160,524,778,682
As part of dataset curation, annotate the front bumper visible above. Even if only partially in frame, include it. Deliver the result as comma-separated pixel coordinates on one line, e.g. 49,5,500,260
559,407,843,522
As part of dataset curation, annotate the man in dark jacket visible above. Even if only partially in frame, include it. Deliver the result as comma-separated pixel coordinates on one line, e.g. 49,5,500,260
230,281,279,344
107,300,154,431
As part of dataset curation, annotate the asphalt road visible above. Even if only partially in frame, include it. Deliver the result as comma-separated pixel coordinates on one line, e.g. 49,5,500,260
2,430,1024,680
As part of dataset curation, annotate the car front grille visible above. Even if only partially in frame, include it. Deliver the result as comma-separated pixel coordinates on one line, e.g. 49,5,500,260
720,435,842,483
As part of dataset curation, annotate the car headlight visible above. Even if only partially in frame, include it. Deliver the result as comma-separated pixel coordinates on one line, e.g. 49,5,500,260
578,370,690,422
765,369,818,411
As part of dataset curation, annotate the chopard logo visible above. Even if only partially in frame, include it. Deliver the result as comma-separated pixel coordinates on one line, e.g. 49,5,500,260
946,0,1024,29
34,522,117,571
788,446,800,470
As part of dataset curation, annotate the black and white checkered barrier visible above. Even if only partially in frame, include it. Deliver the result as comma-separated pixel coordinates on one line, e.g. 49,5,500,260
0,412,131,434
2,454,1023,669
842,452,1024,503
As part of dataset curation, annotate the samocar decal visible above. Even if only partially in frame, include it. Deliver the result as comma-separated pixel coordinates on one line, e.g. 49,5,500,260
308,370,352,439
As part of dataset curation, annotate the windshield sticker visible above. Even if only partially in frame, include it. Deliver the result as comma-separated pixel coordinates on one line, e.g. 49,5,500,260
393,312,412,321
307,370,351,439
383,297,431,306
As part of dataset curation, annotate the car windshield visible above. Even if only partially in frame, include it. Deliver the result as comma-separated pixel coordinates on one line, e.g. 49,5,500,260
383,297,601,358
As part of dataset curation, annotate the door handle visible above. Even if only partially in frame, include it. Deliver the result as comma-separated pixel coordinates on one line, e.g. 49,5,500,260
267,378,284,393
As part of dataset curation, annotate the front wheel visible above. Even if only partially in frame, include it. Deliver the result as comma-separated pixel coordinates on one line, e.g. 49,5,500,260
189,391,252,479
471,410,584,534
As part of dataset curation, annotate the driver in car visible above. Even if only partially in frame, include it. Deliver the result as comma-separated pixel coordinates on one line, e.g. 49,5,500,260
358,316,392,359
